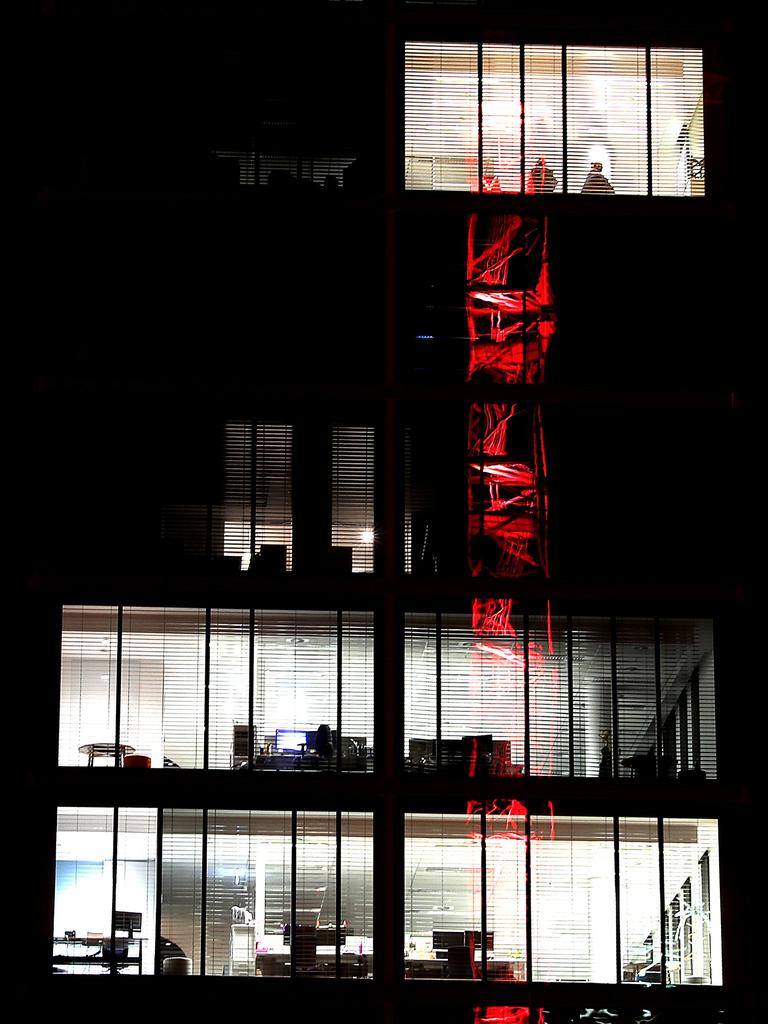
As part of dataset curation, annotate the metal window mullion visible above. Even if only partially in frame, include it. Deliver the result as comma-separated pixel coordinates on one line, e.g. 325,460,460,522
524,614,530,776
480,806,488,982
114,606,123,764
435,611,442,770
336,810,342,979
520,44,526,194
110,806,119,976
290,810,298,979
478,43,483,193
614,815,622,984
658,815,667,988
567,614,574,776
204,608,211,769
337,610,344,774
524,809,533,984
155,809,164,976
200,808,209,975
611,617,619,778
646,47,653,196
248,607,255,771
655,618,663,778
561,45,568,193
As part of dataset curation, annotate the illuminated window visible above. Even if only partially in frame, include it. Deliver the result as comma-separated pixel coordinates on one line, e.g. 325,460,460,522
404,613,716,780
405,812,722,985
404,42,704,196
59,606,374,773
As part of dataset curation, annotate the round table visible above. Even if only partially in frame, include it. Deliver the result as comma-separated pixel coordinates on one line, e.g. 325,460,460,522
79,742,136,767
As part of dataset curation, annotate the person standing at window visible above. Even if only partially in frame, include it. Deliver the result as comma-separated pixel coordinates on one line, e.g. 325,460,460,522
528,156,558,193
581,161,615,194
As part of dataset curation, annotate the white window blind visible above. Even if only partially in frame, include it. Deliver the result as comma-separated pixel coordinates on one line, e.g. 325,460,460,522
530,815,616,983
331,425,375,573
566,46,647,195
121,606,206,770
616,619,658,779
59,606,119,766
619,817,660,983
222,421,293,571
485,810,527,982
528,614,570,776
209,609,251,770
161,808,204,975
405,41,479,191
571,617,613,778
481,45,521,193
525,45,564,193
651,48,705,196
404,613,437,762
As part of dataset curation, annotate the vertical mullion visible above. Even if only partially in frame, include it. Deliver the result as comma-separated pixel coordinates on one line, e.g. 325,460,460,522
203,607,211,769
200,808,208,975
480,805,488,982
154,809,164,976
523,614,530,776
336,810,342,979
114,606,123,764
611,617,619,778
250,423,257,559
658,815,667,988
524,809,533,984
435,611,442,771
655,618,663,779
614,815,622,984
561,45,568,193
248,607,255,771
520,44,526,194
337,610,344,774
567,614,574,776
477,43,483,193
290,809,298,979
646,47,653,196
110,806,119,976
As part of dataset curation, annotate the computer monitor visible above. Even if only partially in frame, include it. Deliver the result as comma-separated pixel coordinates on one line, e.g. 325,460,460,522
409,738,435,762
463,930,494,951
275,729,308,753
114,911,142,937
432,929,465,951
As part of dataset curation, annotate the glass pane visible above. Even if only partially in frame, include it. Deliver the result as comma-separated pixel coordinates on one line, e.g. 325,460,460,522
524,45,563,193
571,618,612,777
486,809,527,982
616,619,658,779
404,613,437,769
619,817,660,984
115,807,157,975
341,611,374,771
206,809,293,977
530,815,616,982
663,818,722,985
405,813,482,979
651,49,704,196
566,46,648,195
331,425,375,573
341,812,374,978
296,812,337,977
529,614,569,776
405,41,479,191
481,45,521,193
160,808,203,975
59,606,119,766
53,807,114,974
660,619,716,781
209,609,251,770
257,610,337,767
443,613,526,776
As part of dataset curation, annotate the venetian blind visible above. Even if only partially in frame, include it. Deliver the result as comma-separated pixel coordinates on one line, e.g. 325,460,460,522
331,425,375,573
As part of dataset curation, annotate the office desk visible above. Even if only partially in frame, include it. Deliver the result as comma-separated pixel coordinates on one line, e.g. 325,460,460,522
236,754,371,773
52,937,143,974
404,957,524,980
79,742,135,767
253,952,369,977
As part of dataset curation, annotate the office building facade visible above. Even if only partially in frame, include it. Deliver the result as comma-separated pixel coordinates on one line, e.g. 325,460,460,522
29,4,749,1022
